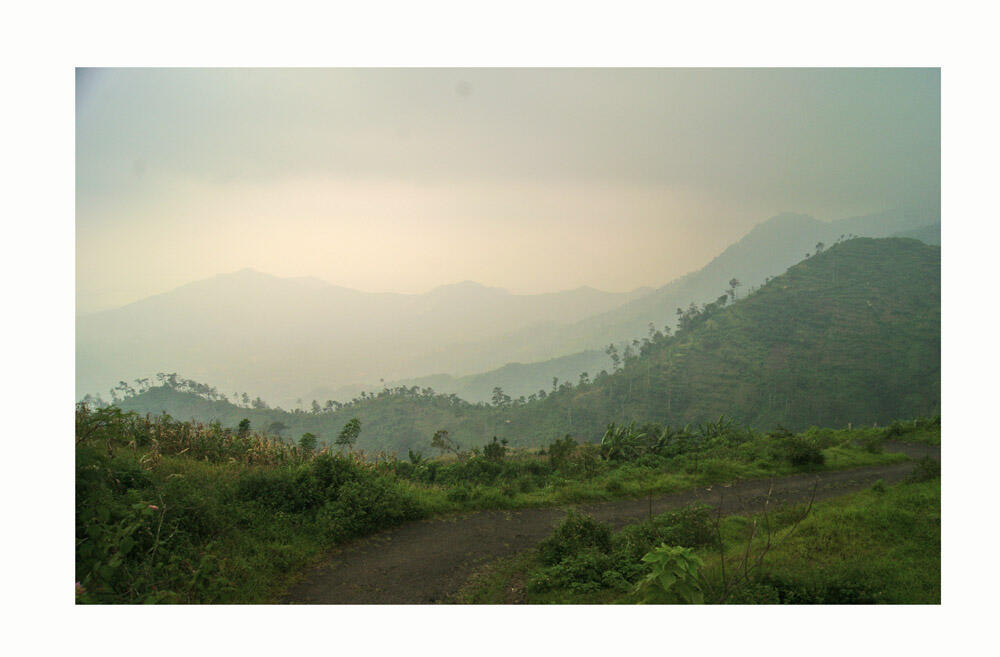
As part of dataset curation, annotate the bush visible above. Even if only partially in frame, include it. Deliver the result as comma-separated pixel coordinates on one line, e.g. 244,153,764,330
731,574,879,604
548,435,577,471
236,467,324,513
857,433,883,454
655,505,717,549
483,437,509,463
318,475,422,541
769,428,825,468
446,485,471,503
906,456,940,483
633,545,705,604
537,511,612,566
527,549,614,594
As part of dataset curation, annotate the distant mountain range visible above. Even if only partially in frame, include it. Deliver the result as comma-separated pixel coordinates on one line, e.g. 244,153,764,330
115,237,941,454
78,206,938,405
303,349,614,405
77,270,648,405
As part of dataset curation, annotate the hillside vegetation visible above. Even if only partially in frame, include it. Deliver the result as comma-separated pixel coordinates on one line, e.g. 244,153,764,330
514,236,940,437
114,238,940,455
431,207,938,372
75,401,932,603
458,474,940,604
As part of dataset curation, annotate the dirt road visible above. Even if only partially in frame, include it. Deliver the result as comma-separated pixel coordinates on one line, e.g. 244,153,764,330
284,442,938,604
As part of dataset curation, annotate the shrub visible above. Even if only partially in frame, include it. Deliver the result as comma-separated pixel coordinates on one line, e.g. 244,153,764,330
298,433,318,453
548,435,577,471
655,505,718,549
319,475,422,541
446,485,471,503
857,433,883,454
882,419,911,439
310,453,362,492
633,545,705,604
236,467,323,513
537,511,612,566
483,437,509,462
527,549,614,594
906,456,940,483
769,428,825,468
731,574,879,604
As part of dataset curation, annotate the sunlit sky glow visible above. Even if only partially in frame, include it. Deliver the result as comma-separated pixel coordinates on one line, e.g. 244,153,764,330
76,68,940,313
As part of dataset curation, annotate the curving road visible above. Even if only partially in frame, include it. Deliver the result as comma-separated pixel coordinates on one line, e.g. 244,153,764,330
284,442,938,604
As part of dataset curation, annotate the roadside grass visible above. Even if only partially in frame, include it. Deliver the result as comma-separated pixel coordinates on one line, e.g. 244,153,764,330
708,478,941,604
76,404,934,603
396,444,906,515
451,551,538,604
456,477,940,605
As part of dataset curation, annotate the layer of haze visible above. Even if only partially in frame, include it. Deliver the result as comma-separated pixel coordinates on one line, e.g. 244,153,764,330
76,68,940,314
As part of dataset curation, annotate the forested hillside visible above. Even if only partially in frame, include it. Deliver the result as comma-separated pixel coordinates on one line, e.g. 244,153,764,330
427,207,938,372
114,238,940,454
505,237,940,440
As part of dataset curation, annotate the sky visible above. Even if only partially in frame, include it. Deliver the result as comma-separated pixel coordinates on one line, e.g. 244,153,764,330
76,68,940,313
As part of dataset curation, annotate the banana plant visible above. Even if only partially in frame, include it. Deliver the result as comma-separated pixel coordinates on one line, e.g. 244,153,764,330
600,422,646,461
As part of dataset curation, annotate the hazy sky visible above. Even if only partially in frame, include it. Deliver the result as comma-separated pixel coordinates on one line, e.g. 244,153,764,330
76,68,940,313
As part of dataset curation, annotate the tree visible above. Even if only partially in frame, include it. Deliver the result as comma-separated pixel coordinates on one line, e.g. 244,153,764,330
606,343,621,371
579,372,590,386
431,429,462,458
491,386,511,408
335,418,361,450
237,418,251,438
265,421,287,436
311,399,321,415
815,241,825,254
299,432,318,453
483,436,508,462
727,278,741,302
252,396,268,410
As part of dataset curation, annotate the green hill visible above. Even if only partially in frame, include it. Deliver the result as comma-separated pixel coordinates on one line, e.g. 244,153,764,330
509,237,940,440
114,238,940,453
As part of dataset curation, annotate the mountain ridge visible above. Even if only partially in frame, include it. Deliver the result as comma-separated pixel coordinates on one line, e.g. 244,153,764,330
113,237,940,455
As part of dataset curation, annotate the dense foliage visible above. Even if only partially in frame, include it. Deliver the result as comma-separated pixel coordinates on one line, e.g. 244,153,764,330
76,400,933,603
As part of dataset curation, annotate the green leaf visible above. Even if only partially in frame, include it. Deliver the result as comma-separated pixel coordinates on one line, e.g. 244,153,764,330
658,572,677,589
